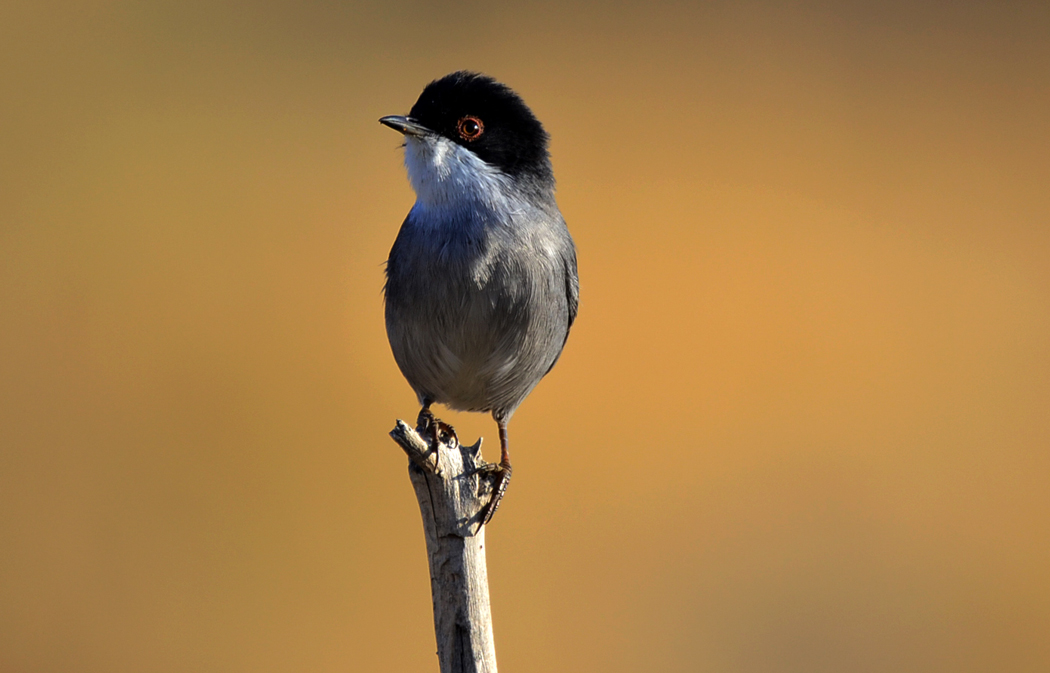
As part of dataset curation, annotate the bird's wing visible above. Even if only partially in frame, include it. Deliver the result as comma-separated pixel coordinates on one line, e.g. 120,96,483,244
540,245,578,378
564,246,579,331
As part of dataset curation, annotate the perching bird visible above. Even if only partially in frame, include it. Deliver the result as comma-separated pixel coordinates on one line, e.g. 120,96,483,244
380,71,578,524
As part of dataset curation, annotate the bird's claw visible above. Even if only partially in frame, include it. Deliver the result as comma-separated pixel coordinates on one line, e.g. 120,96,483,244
416,407,457,448
479,463,512,526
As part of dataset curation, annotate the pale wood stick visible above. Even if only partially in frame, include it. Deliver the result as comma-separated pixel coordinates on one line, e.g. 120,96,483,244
390,418,501,673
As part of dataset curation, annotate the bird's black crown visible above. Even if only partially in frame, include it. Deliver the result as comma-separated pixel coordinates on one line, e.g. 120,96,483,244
409,71,553,186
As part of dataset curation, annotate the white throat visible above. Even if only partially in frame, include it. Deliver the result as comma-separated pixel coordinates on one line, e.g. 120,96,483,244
403,135,521,222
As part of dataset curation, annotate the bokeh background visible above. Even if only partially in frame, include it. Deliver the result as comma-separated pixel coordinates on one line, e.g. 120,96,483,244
2,1,1048,671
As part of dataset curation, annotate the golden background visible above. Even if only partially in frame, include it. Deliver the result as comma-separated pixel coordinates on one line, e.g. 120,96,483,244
2,1,1048,671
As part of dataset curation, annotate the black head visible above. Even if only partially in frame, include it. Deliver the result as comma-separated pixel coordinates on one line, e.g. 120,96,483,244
384,72,553,186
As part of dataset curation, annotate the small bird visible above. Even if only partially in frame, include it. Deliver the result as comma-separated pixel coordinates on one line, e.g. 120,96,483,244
380,72,578,524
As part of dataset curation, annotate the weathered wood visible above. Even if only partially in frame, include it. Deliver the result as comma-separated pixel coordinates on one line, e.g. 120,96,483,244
390,416,501,673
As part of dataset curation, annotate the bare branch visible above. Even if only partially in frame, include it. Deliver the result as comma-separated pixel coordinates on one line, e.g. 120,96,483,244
390,416,501,673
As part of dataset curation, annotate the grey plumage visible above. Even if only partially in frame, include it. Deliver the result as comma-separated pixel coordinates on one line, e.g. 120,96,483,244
380,72,577,522
384,171,577,424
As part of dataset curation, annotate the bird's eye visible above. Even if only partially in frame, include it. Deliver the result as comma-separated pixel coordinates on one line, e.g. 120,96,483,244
456,116,484,141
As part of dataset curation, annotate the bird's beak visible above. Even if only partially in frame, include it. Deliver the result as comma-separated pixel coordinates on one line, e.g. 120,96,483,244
379,115,431,137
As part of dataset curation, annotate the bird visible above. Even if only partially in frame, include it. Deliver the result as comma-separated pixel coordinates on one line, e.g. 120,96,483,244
379,71,578,525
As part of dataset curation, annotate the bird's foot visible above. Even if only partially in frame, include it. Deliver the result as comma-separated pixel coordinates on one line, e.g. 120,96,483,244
416,407,457,448
478,463,512,526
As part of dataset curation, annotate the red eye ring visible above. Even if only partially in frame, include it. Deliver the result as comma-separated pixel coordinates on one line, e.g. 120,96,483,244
457,116,484,141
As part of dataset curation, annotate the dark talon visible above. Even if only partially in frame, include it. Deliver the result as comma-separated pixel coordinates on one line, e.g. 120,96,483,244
480,420,512,525
416,405,440,446
436,420,456,445
480,464,512,526
416,405,458,447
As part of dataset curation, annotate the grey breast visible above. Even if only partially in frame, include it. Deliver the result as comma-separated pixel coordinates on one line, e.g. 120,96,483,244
384,202,576,418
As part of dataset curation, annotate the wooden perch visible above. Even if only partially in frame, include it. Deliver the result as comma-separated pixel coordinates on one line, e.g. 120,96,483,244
390,414,501,673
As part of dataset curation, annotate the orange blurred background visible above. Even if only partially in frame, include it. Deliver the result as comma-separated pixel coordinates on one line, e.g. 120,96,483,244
2,1,1048,671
